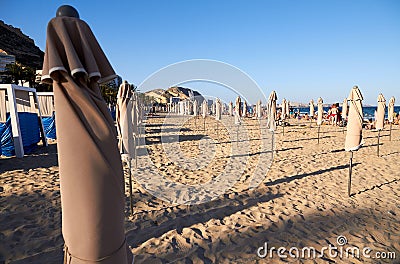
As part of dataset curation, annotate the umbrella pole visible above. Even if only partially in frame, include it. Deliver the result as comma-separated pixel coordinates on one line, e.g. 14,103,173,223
377,129,381,157
128,159,134,215
348,151,353,197
237,124,239,146
272,130,275,160
203,117,206,132
217,121,219,137
389,123,392,141
317,125,320,144
282,119,285,136
309,118,312,128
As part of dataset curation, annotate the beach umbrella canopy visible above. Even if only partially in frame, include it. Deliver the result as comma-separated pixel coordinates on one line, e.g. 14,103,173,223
256,99,262,118
193,99,198,116
267,91,277,131
235,96,242,117
215,98,222,120
376,93,386,130
342,98,348,120
317,97,323,125
116,81,134,160
281,98,287,120
243,101,248,117
202,100,208,118
309,99,315,118
286,100,290,118
228,101,233,116
41,10,132,263
388,96,395,123
345,86,364,151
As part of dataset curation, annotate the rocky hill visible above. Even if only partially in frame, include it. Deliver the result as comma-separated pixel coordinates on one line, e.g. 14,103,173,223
145,86,204,104
0,20,44,69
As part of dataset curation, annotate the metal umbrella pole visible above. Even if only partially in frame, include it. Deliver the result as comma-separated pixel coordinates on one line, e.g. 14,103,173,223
271,130,275,160
389,123,392,141
282,119,285,136
348,151,353,197
317,125,321,144
377,129,381,157
128,159,134,215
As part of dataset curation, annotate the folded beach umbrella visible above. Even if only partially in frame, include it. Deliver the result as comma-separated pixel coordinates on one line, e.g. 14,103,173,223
388,96,395,141
345,86,364,196
388,96,395,123
229,101,233,116
316,97,323,143
193,99,198,116
215,98,222,121
376,93,386,131
235,96,241,125
286,100,290,119
202,99,208,118
41,6,132,263
309,99,315,118
116,81,134,160
243,101,248,117
256,99,262,119
116,81,135,215
342,98,348,121
267,91,277,132
375,93,386,156
281,98,287,120
317,97,323,126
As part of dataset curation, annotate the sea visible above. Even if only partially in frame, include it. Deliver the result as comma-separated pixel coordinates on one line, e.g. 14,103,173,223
294,106,400,120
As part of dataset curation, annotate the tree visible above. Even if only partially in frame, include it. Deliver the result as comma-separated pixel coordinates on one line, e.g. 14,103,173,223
5,62,24,85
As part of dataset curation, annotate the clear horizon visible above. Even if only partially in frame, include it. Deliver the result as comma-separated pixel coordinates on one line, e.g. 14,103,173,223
2,0,400,105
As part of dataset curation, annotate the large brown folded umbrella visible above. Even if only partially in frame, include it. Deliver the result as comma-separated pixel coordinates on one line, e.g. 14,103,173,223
285,100,290,119
193,99,198,116
388,96,395,141
243,100,248,117
42,13,132,263
345,85,364,196
229,101,233,116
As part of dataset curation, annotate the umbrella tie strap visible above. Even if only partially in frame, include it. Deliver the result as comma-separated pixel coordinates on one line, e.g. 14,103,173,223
63,237,127,263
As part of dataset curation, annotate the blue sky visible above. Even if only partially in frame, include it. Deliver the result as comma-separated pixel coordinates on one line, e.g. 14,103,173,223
2,0,400,105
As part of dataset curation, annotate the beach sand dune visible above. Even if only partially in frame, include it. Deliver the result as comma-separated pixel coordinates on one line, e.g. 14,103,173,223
1,114,399,263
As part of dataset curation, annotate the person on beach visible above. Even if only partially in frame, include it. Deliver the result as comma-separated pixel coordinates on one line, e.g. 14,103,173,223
329,104,339,125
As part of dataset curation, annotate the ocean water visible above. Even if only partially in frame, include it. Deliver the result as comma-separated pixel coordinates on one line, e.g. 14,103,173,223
294,106,400,120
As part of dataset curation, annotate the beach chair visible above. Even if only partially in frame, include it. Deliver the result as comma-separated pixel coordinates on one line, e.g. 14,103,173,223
0,84,47,158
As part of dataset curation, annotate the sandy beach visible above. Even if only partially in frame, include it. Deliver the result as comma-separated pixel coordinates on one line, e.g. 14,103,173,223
1,113,399,263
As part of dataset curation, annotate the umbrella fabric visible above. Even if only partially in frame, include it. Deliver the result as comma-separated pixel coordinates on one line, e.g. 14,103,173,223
281,99,287,120
286,100,290,118
309,99,314,118
42,16,132,263
267,91,277,132
243,101,248,117
193,99,198,116
0,89,6,122
388,96,395,123
37,94,54,117
342,98,348,120
317,97,323,126
375,93,386,130
131,92,139,136
345,86,364,151
235,96,242,117
215,98,222,120
229,101,233,116
257,100,262,118
202,100,208,118
116,81,134,161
